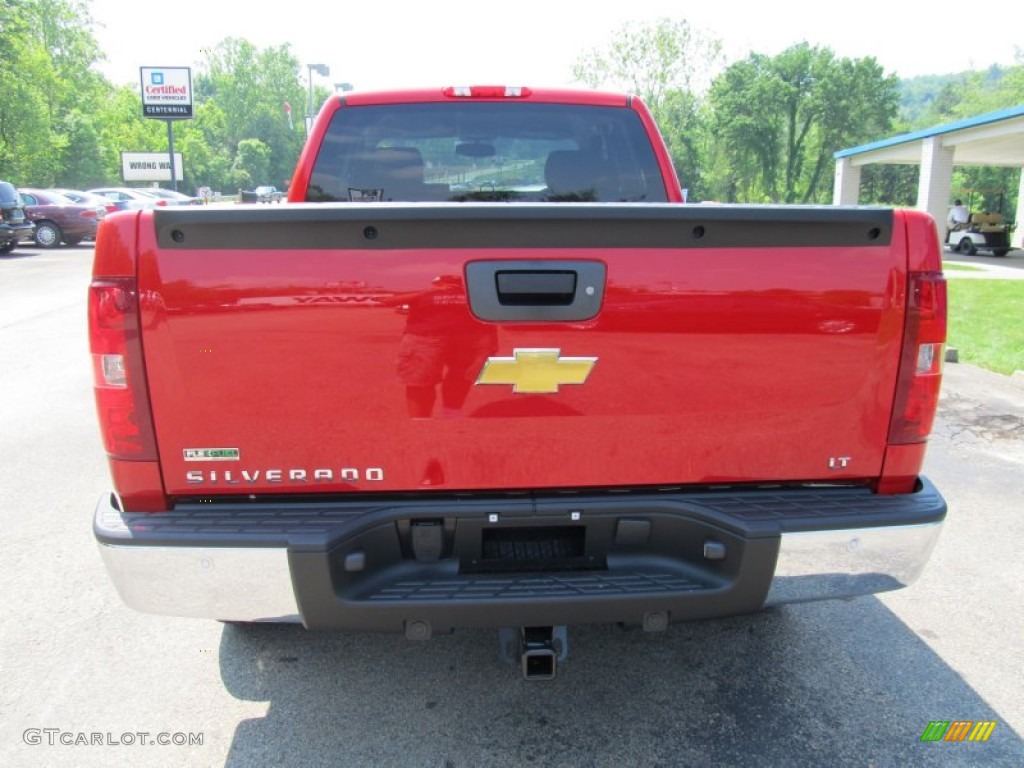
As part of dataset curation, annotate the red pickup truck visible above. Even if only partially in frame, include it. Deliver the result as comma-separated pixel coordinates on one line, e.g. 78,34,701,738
90,86,947,678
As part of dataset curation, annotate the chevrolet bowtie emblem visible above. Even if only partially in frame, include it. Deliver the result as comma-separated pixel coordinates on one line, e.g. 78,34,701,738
476,348,597,394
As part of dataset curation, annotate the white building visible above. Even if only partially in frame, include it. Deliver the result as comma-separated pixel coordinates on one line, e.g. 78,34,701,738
834,105,1024,250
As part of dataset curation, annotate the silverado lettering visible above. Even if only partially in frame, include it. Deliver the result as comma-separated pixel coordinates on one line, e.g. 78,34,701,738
185,468,385,484
89,86,948,679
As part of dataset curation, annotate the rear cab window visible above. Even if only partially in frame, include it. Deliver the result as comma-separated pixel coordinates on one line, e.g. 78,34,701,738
306,102,668,204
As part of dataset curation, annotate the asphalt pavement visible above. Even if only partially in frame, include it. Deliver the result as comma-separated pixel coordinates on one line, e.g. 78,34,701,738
943,245,1024,278
0,243,1021,767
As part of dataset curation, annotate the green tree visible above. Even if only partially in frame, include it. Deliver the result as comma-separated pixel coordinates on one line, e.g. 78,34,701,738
94,84,166,182
57,110,107,188
916,60,1022,125
0,0,107,185
859,164,919,207
653,91,707,200
230,138,271,190
899,73,967,125
0,39,58,182
572,19,724,199
707,55,786,201
175,102,231,193
709,44,900,203
194,38,307,188
0,0,57,182
32,0,107,111
573,18,724,105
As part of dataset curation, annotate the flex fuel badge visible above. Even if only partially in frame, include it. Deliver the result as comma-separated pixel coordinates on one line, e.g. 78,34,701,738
183,448,240,462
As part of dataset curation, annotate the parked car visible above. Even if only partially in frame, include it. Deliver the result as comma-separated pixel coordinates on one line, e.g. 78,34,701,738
18,188,102,247
0,181,35,254
53,188,122,215
254,185,283,203
86,187,164,210
143,188,202,205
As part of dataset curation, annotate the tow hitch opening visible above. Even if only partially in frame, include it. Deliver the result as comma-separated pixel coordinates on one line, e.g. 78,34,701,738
499,626,568,680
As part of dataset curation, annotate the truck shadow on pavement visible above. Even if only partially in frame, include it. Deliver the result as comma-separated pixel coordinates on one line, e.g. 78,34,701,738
217,599,1021,767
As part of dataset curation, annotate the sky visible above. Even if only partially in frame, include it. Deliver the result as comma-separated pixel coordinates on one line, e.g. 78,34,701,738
89,0,1021,94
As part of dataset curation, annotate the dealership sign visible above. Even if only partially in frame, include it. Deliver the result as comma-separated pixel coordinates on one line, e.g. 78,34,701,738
140,67,193,119
121,152,184,182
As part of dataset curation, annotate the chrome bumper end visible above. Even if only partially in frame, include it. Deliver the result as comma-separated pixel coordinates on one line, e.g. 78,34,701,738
96,542,301,622
765,522,943,606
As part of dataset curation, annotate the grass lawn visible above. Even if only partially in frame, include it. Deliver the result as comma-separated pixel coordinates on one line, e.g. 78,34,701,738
946,279,1024,375
942,262,984,272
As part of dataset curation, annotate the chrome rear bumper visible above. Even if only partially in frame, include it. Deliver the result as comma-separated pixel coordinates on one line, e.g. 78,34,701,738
93,481,945,626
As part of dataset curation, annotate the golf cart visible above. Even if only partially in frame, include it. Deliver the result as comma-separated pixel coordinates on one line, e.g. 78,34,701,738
946,213,1013,256
945,190,1015,257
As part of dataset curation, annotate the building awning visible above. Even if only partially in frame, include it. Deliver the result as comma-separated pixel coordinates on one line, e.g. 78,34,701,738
835,105,1024,167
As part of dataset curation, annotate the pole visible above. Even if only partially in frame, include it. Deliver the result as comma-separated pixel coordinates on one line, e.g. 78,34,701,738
166,119,178,192
305,64,330,135
307,65,314,136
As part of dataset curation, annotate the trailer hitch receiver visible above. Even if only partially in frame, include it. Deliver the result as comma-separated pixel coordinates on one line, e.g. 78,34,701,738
499,626,568,680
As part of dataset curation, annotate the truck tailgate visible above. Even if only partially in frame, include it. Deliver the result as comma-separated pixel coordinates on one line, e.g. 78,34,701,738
137,204,907,496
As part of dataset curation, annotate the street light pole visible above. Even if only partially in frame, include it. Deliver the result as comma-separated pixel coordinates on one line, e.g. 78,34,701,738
306,63,330,134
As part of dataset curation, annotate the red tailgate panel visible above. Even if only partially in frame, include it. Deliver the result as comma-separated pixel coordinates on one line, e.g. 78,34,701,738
139,221,907,496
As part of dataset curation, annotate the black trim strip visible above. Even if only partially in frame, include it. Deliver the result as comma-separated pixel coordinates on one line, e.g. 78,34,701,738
94,477,945,551
154,203,894,250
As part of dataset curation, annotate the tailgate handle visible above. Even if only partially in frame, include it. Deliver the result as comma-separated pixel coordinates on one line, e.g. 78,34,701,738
466,260,606,322
496,270,576,306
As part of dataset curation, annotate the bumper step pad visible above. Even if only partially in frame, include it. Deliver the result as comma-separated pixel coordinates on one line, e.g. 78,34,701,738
368,570,708,602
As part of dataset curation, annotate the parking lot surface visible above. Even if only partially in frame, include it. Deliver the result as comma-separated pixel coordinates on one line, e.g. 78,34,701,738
1,245,1021,767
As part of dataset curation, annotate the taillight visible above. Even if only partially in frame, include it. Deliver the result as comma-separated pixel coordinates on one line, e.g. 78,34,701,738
89,278,158,460
888,271,947,444
80,209,98,219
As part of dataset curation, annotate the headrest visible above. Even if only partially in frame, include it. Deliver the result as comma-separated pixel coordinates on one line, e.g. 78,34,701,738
375,147,425,181
545,150,602,199
350,147,425,188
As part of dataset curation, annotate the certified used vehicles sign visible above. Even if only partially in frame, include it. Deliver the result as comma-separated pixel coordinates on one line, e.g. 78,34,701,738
140,67,193,119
